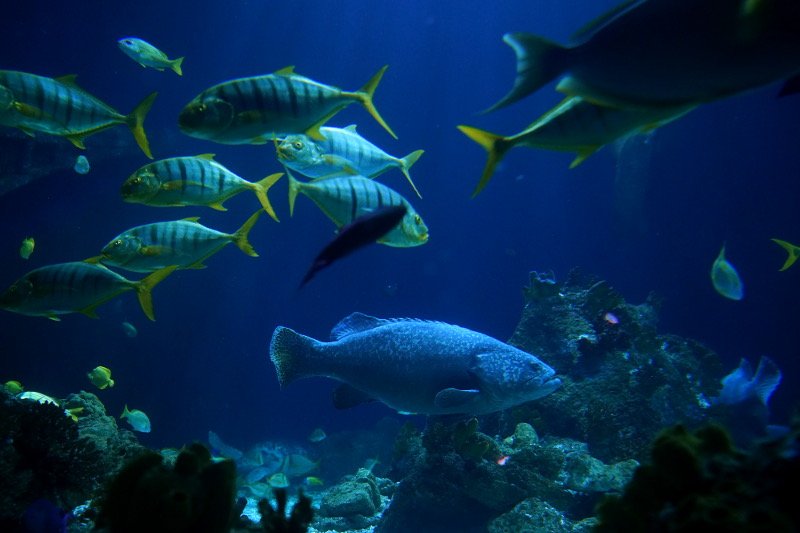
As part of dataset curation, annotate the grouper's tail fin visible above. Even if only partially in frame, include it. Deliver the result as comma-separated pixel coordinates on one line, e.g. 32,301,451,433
270,326,316,387
484,33,568,113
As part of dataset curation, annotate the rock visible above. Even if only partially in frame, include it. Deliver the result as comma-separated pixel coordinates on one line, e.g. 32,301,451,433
488,498,574,533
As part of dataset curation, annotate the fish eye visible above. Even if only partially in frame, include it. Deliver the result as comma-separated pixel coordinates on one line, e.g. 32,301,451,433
113,239,122,247
414,215,421,224
293,141,303,150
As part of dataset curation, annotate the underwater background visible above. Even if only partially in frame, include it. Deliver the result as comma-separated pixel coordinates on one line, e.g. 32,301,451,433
1,0,798,472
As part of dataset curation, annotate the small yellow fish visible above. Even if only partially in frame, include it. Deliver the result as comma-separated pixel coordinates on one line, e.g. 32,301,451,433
4,380,23,394
87,365,115,389
304,476,324,487
267,472,290,488
19,237,34,259
121,405,151,432
771,238,800,271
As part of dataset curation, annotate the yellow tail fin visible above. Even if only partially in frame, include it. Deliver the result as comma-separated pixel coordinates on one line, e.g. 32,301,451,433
771,238,800,271
134,265,177,321
457,125,510,198
356,66,397,139
232,210,263,257
250,172,283,222
287,170,302,217
400,149,424,199
126,92,158,159
171,57,185,76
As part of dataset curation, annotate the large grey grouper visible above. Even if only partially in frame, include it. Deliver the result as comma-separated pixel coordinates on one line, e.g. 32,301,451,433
269,312,562,415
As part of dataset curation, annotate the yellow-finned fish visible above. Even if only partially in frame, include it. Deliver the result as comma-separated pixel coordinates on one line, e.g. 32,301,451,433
118,37,184,76
287,173,428,248
771,238,800,271
459,96,694,196
4,380,23,395
0,70,157,158
99,211,263,272
178,66,396,145
0,261,176,321
121,154,282,221
87,366,115,389
19,237,34,259
487,0,800,111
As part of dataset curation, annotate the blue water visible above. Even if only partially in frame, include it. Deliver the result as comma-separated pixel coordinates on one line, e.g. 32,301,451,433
1,0,798,449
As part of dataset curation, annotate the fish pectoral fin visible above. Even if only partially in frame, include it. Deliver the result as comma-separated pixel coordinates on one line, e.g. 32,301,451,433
14,102,46,119
161,180,209,191
434,388,481,410
67,135,86,150
47,314,61,322
185,262,207,269
250,135,271,145
82,255,103,264
19,127,36,138
332,384,376,409
209,202,228,211
569,146,599,169
139,245,171,256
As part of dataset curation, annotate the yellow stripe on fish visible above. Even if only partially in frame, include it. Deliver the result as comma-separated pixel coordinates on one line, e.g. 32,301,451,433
0,70,157,158
178,66,396,145
122,154,282,221
287,172,428,248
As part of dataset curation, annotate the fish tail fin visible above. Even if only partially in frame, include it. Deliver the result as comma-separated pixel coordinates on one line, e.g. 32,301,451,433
399,149,424,199
120,405,130,419
752,356,782,406
356,65,398,139
457,125,511,197
134,265,177,321
287,170,301,217
484,33,568,113
771,238,800,271
232,210,263,257
250,172,283,222
126,92,158,159
171,57,184,76
270,326,316,386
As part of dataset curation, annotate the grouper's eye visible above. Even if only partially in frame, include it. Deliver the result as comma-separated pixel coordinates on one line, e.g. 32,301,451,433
293,141,303,150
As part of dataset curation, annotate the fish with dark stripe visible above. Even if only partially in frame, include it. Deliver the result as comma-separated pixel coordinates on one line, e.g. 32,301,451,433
98,211,263,272
0,262,175,321
0,70,157,158
276,125,424,198
287,172,427,248
121,154,283,221
178,65,396,145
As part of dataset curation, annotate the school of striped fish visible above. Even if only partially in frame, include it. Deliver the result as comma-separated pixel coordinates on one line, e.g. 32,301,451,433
2,0,800,323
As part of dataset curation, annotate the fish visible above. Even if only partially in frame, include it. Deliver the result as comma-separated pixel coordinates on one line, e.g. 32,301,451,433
121,154,282,222
208,430,243,461
267,472,290,488
458,96,694,196
276,125,423,198
771,238,800,271
0,70,157,158
121,405,151,432
74,154,90,174
99,211,262,272
287,173,428,248
487,0,800,111
245,467,271,484
121,320,138,338
17,391,83,421
304,476,324,487
715,356,782,406
19,237,34,259
4,380,23,394
178,65,396,145
269,312,562,415
300,205,407,288
280,454,319,478
0,261,176,321
118,37,184,76
711,244,744,300
87,365,114,389
307,428,327,443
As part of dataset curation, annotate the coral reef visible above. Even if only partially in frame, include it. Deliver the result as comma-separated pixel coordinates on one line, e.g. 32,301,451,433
315,468,393,531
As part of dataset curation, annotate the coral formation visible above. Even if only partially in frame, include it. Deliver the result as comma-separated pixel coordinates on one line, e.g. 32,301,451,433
315,468,393,531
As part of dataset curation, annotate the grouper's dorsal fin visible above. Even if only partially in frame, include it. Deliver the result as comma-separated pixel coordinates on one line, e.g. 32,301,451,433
330,312,385,340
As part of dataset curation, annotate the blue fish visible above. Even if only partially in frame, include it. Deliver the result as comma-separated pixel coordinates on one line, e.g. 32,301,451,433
269,312,561,415
711,244,744,300
716,356,782,406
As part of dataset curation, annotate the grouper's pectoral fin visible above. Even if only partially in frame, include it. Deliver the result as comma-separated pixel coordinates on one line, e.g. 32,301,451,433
434,388,480,410
332,384,376,410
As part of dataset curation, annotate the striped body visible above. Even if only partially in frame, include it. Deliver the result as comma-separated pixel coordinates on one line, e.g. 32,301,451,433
277,125,423,197
0,262,137,318
289,174,428,248
101,212,260,272
179,66,395,144
0,70,156,157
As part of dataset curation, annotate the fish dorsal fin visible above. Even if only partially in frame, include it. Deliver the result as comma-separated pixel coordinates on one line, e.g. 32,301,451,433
275,66,296,76
55,74,80,87
330,312,385,340
570,0,641,43
181,216,200,222
343,124,358,132
195,153,216,160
